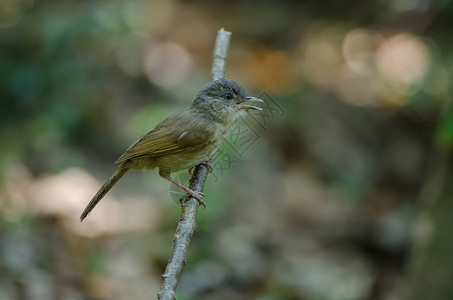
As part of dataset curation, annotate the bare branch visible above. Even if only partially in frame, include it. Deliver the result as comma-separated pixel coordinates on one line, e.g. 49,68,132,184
212,28,232,80
157,28,232,300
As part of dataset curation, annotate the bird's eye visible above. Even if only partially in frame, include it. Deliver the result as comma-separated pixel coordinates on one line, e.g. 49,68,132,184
224,93,233,100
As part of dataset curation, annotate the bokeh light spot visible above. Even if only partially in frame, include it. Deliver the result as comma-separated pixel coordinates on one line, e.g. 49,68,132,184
376,33,430,90
342,28,383,76
143,42,194,89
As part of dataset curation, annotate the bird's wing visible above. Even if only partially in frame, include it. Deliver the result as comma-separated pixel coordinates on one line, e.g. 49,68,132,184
116,111,211,163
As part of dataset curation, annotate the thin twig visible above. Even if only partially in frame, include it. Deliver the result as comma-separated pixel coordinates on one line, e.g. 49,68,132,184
212,28,231,80
157,28,231,300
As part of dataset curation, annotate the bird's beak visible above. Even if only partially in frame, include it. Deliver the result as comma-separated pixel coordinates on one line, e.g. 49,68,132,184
236,96,264,111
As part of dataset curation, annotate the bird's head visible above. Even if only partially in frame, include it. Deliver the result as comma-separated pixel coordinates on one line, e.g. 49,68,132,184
192,78,263,123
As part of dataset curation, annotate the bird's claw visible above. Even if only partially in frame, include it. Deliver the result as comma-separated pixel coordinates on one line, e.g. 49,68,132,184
187,158,213,175
180,189,206,208
201,158,213,173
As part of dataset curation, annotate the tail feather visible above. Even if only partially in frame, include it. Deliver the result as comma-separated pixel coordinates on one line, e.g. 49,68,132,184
80,164,129,221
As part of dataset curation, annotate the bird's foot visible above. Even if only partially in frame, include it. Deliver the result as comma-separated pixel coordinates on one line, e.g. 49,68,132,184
180,190,206,208
187,157,213,175
165,176,206,208
201,157,214,173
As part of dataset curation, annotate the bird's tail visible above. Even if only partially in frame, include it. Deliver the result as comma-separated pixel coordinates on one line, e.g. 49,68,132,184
80,163,129,221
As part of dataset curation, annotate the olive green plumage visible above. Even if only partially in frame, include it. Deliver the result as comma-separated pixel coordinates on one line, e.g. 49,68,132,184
80,78,262,221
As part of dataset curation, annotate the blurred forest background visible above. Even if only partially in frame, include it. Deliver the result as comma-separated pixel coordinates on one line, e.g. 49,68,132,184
1,0,453,299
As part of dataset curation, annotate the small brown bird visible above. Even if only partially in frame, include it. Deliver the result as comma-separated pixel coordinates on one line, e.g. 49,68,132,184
80,78,263,221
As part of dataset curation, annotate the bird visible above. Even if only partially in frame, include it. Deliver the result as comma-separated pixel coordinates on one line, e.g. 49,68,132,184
80,78,263,221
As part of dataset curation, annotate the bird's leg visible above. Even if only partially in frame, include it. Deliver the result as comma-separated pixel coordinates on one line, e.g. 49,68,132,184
187,157,213,175
164,176,206,207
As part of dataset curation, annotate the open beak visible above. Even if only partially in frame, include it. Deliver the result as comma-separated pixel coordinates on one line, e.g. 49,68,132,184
236,96,264,111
